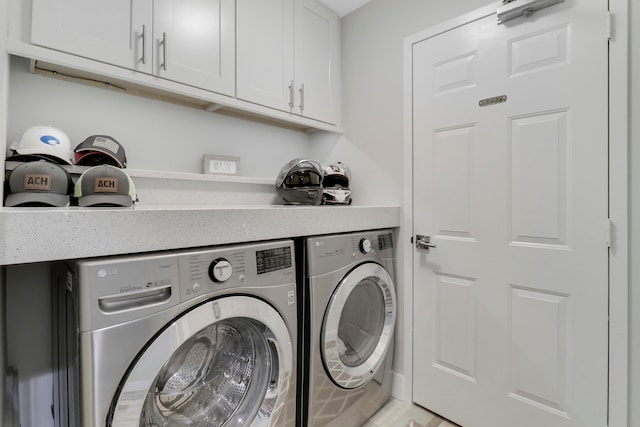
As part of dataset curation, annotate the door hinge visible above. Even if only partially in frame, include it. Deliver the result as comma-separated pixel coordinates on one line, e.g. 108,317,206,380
607,11,614,41
605,218,612,248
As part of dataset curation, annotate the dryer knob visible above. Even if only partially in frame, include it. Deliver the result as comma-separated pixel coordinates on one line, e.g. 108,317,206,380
359,238,373,254
208,258,233,283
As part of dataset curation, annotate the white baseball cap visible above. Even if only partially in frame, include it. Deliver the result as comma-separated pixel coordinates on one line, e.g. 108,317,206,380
8,125,73,165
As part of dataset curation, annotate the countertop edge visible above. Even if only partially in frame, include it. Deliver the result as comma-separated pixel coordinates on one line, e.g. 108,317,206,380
0,206,401,265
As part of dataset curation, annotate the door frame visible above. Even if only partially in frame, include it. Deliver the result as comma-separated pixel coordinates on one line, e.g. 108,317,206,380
401,1,629,425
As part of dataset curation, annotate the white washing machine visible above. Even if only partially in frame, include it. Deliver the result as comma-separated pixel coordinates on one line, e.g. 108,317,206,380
52,240,297,427
302,229,397,426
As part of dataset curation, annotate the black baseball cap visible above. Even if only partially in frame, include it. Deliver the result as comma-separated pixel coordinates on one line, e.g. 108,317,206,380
73,135,127,168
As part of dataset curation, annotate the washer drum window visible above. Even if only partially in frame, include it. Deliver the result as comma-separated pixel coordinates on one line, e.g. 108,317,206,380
108,296,293,427
321,263,396,389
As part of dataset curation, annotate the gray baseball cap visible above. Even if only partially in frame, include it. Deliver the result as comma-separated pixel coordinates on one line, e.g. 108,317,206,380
4,161,73,207
74,165,137,207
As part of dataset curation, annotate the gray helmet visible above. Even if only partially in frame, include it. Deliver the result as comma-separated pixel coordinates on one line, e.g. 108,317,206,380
322,162,352,205
276,158,323,205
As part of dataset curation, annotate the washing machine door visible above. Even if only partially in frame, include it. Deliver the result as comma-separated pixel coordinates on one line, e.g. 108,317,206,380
321,262,396,389
108,296,293,427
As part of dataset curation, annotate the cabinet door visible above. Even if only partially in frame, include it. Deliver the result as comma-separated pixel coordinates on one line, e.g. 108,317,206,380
236,0,295,112
31,0,153,73
153,0,235,96
294,0,339,124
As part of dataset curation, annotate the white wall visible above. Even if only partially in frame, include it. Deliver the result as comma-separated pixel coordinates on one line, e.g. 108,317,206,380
630,1,639,425
330,0,495,400
1,0,10,422
7,56,312,179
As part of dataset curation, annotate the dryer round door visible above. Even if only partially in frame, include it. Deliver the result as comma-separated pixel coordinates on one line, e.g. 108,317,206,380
321,262,396,389
108,296,293,427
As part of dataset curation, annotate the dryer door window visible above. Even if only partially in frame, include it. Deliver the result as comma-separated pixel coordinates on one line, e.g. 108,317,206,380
321,262,396,389
108,296,293,427
339,279,385,367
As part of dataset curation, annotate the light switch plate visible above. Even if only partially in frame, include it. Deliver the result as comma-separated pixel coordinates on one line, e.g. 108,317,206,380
203,155,240,176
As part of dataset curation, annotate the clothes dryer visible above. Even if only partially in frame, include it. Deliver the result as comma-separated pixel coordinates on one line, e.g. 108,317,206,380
302,229,397,426
52,240,297,427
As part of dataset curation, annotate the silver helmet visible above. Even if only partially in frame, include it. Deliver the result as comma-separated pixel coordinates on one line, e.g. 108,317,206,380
276,158,323,205
322,162,352,205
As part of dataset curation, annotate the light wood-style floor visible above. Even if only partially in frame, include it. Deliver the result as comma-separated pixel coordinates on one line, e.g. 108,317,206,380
363,399,461,427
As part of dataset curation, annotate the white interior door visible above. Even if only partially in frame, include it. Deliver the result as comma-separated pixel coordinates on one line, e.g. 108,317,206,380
411,2,608,426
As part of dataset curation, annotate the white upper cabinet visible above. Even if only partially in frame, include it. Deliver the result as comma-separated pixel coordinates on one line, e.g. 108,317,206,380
31,0,153,73
237,0,339,125
27,0,339,130
153,0,235,95
236,0,295,114
294,0,339,125
31,0,235,96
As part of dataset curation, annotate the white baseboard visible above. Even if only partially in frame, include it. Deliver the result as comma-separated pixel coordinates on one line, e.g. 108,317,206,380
391,371,409,402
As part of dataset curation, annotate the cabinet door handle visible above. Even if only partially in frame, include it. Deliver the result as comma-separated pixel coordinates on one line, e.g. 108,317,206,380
140,25,147,65
161,32,168,71
299,84,305,113
289,80,295,109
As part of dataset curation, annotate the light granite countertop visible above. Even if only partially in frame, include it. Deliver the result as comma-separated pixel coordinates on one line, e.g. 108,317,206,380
0,205,401,265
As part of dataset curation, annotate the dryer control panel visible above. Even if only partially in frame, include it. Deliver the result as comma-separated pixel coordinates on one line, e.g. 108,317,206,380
307,229,395,277
352,231,394,255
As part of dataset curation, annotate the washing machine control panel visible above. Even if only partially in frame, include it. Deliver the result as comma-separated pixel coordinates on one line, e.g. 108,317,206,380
179,250,247,298
208,258,233,282
359,238,373,254
176,241,296,302
256,246,292,274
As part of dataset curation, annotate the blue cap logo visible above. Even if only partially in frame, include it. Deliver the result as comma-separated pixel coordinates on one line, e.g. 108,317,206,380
40,135,61,146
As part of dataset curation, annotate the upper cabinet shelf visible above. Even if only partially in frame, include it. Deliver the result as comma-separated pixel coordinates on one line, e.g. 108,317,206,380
14,0,341,132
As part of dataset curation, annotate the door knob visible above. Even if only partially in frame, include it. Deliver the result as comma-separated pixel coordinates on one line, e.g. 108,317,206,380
415,235,437,251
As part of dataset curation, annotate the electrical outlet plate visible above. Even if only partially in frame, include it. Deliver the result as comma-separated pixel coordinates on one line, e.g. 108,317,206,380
202,155,240,176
